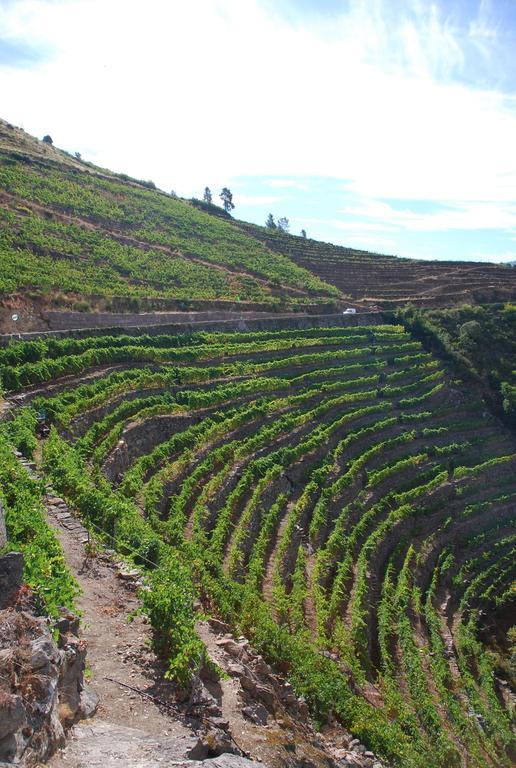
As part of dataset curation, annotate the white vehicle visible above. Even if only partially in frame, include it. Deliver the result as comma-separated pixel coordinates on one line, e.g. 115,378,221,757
343,307,357,314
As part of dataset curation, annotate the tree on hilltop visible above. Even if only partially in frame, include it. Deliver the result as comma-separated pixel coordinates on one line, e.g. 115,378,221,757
219,187,235,213
277,216,290,233
42,134,53,145
203,187,213,204
266,213,276,229
301,229,307,238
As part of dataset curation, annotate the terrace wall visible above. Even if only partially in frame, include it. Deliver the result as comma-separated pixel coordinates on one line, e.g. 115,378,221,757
0,312,383,345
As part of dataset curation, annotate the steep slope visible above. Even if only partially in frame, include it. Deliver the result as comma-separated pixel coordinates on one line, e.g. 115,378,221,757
2,323,514,768
3,117,516,335
1,119,515,768
394,303,516,429
237,222,516,308
0,119,337,326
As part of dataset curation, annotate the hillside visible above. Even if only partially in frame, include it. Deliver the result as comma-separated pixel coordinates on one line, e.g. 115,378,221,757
2,118,516,336
393,304,516,428
0,119,338,332
1,323,515,768
0,119,515,768
237,222,516,309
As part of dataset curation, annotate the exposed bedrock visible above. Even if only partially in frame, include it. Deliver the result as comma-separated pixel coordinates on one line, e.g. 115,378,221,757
0,553,97,766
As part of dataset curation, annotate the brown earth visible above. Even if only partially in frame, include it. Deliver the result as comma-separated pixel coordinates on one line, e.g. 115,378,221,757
43,511,190,745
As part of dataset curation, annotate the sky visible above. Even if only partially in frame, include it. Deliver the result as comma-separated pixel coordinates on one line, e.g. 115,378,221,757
1,0,516,262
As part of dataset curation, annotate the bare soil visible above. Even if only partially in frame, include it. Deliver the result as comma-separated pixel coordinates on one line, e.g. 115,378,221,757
44,502,192,768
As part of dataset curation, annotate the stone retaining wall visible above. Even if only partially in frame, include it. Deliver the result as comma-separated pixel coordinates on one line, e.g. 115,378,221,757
42,310,274,331
0,600,95,765
0,312,382,345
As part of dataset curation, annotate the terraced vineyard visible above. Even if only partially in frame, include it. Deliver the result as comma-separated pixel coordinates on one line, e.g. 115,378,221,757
3,118,516,337
394,303,516,428
1,322,514,768
0,118,336,317
237,222,516,309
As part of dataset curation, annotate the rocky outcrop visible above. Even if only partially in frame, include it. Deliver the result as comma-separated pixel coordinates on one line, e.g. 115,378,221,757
0,580,96,765
50,720,265,768
0,553,24,610
193,620,387,768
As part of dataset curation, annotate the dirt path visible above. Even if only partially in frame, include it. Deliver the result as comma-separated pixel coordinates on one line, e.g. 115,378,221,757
303,546,318,635
39,491,192,766
261,500,293,607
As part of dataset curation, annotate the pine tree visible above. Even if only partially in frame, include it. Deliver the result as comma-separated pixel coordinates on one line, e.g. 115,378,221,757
203,187,213,204
266,213,276,229
277,217,290,233
219,188,235,213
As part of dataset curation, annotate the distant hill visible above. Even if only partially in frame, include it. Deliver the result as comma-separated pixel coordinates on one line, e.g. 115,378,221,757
0,119,338,328
237,221,516,309
1,117,516,333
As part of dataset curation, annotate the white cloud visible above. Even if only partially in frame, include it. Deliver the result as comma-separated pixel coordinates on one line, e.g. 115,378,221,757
339,199,516,233
341,233,399,253
0,0,515,239
304,215,395,234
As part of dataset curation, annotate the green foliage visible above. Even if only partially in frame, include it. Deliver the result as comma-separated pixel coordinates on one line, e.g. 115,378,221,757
394,303,516,430
141,556,205,686
0,426,79,618
219,187,235,213
501,381,516,423
43,430,161,565
5,407,38,458
2,321,514,768
1,326,414,392
0,153,336,302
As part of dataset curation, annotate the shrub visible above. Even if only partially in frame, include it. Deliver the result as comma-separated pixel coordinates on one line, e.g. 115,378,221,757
141,556,205,686
0,430,79,618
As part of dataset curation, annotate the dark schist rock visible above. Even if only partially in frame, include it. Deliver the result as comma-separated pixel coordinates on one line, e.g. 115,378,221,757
201,757,265,768
0,552,24,610
0,600,96,765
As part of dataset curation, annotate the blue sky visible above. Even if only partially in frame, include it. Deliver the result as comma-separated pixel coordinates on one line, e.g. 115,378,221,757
1,0,516,262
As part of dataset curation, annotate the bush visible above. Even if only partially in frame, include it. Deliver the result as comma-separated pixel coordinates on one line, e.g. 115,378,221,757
190,197,231,218
0,431,79,618
6,407,38,458
141,556,205,686
72,300,91,313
